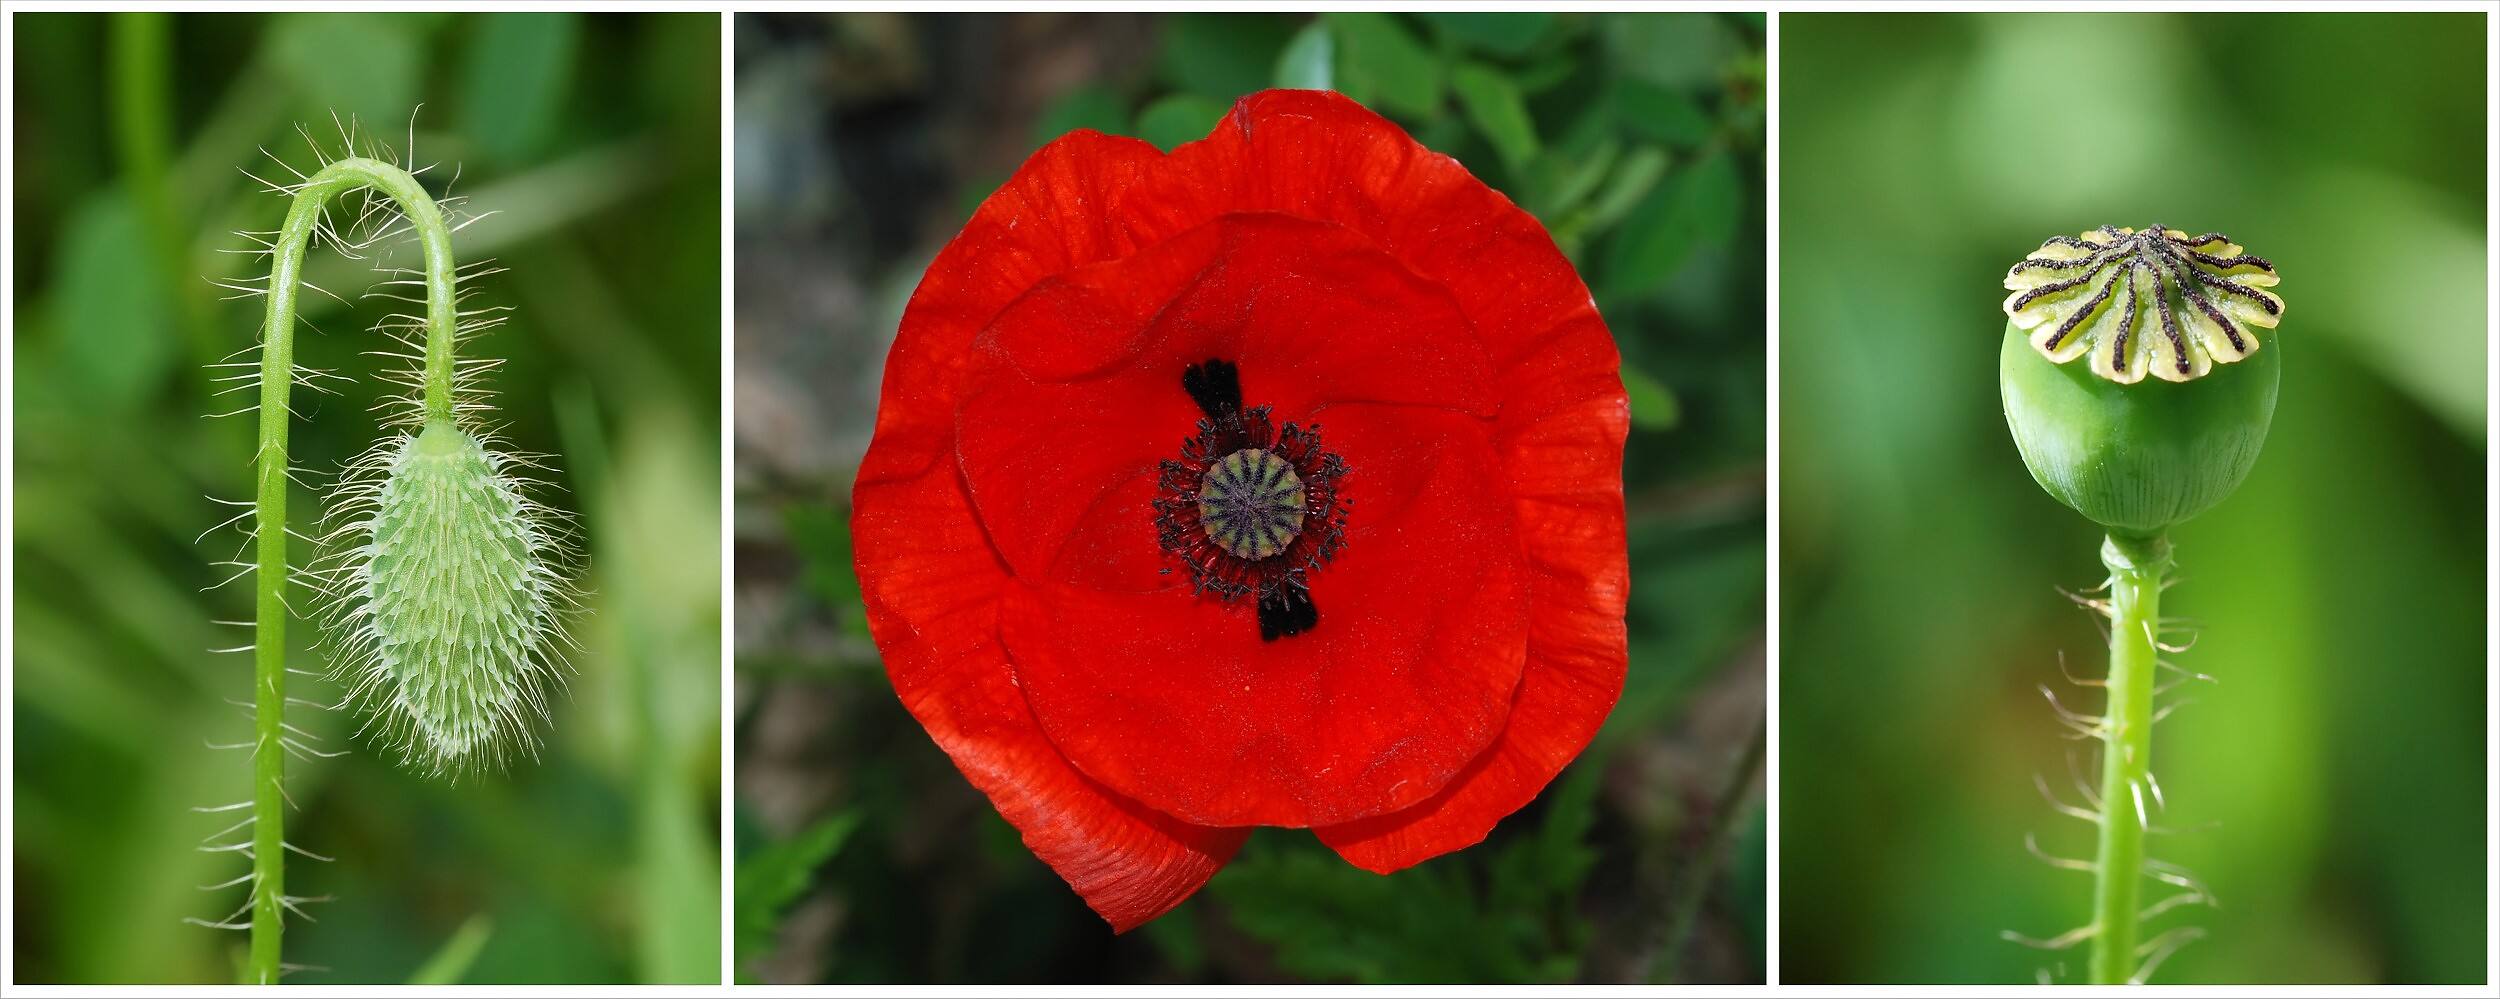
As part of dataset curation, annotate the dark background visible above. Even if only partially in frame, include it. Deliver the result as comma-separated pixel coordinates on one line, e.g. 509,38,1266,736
10,12,722,984
1779,12,2488,985
732,11,1768,985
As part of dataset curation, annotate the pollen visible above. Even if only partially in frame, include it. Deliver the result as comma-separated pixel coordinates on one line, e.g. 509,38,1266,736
1198,449,1306,560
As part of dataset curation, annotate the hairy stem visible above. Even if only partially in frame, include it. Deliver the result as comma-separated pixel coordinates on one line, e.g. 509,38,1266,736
2088,532,2168,984
249,155,460,984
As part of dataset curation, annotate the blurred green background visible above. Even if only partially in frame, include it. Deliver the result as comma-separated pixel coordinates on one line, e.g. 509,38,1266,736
10,12,721,984
1781,12,2486,986
733,12,1765,985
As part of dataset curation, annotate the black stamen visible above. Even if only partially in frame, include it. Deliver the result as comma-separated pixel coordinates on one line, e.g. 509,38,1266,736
1257,585,1317,641
2111,266,2140,373
2149,247,2250,353
2149,264,2189,374
1158,358,1345,642
2043,265,2119,350
2166,231,2234,251
1182,358,1242,419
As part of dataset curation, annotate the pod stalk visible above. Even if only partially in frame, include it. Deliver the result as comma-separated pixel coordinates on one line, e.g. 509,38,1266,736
2088,531,2168,984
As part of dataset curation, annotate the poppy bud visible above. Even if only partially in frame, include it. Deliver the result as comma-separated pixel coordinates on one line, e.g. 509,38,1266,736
1998,226,2283,535
327,417,573,776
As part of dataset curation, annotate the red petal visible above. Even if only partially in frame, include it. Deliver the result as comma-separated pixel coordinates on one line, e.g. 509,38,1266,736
1108,90,1632,871
854,134,1255,930
1148,91,1604,385
954,213,1496,583
997,402,1527,829
853,457,1245,931
861,130,1171,489
1315,392,1630,872
863,91,1628,897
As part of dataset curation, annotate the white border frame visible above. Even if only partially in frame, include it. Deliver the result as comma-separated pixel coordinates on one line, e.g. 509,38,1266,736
0,4,2491,997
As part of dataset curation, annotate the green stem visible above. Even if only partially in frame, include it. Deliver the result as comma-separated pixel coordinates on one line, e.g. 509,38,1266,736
249,155,461,985
2088,531,2168,984
1653,721,1766,983
109,12,216,368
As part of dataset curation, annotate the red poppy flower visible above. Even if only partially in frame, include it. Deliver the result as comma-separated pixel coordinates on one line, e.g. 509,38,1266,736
852,89,1629,931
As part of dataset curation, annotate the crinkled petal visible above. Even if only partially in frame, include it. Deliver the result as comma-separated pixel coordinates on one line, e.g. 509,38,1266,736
853,458,1244,931
954,213,1495,581
854,130,1252,930
1316,379,1629,872
999,403,1527,829
1147,91,1608,404
861,131,1171,487
862,89,1627,901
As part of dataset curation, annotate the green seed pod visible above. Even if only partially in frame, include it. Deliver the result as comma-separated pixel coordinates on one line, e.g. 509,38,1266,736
328,417,574,776
1998,226,2284,535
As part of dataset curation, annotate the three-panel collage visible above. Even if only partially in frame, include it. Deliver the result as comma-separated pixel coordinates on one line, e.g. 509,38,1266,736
2,7,2490,994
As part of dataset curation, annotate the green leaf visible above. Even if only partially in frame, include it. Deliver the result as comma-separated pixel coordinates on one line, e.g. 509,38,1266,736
1273,21,1334,91
1510,52,1578,95
1602,12,1738,90
268,12,423,129
1624,363,1682,432
638,786,724,984
1140,908,1208,976
1526,137,1618,221
1450,62,1538,172
1601,149,1740,297
1619,518,1767,727
1322,12,1440,117
1412,115,1469,156
48,191,174,412
1418,12,1555,57
1033,84,1129,144
1725,806,1769,963
1489,762,1603,920
782,502,866,637
459,12,580,166
1160,13,1297,100
1612,77,1717,147
1210,832,1584,984
1134,94,1230,152
734,811,861,971
1581,144,1670,236
407,916,494,986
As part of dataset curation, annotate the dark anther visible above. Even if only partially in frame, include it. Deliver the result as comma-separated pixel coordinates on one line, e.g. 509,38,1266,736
1155,358,1348,642
1181,358,1243,419
1257,585,1318,641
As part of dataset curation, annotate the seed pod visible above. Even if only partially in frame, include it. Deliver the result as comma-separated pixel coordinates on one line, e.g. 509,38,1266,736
1998,225,2284,534
329,417,572,776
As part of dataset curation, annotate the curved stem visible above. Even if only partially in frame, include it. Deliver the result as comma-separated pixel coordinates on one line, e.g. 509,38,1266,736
2088,532,2168,984
249,155,459,984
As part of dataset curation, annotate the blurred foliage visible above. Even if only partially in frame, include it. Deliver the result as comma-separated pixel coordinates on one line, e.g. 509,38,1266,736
1778,12,2486,985
10,12,723,984
733,11,1764,985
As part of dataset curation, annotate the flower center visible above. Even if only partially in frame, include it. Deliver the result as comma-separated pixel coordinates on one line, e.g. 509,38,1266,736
1153,358,1349,641
1197,449,1305,560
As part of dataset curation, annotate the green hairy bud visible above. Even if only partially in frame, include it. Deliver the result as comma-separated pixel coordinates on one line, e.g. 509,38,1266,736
194,116,585,982
329,417,575,775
